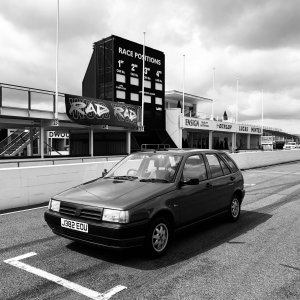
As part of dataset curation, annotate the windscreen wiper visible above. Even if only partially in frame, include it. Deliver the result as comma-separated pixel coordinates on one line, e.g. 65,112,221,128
140,178,170,183
111,176,138,181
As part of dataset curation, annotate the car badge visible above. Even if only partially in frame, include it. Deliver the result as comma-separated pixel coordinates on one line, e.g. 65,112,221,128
75,209,81,217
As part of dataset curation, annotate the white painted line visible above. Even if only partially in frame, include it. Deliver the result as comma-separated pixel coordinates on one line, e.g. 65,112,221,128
0,206,48,216
4,252,37,263
244,183,256,186
4,252,126,300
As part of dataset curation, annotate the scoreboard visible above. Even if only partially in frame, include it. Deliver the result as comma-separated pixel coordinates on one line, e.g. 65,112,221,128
90,35,165,130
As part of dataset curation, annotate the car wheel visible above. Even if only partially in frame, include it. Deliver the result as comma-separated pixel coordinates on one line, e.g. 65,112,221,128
145,217,171,258
228,195,240,222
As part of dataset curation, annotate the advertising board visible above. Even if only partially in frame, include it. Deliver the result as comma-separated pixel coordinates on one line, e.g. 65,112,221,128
183,117,262,135
65,94,141,129
48,131,69,139
261,136,275,144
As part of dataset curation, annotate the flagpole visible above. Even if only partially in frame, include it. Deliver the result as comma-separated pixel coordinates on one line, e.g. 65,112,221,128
261,89,264,133
236,77,239,123
141,32,145,129
211,67,215,120
182,54,185,115
55,0,59,123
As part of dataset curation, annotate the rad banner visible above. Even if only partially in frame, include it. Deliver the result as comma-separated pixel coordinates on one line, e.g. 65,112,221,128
65,94,141,129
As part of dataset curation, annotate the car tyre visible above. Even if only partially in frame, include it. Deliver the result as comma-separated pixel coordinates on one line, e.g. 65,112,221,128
228,195,240,222
145,217,172,258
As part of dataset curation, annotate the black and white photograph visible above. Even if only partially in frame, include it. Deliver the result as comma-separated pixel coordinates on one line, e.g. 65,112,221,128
0,0,299,299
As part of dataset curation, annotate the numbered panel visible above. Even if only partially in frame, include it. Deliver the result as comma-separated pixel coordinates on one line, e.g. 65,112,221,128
94,35,165,129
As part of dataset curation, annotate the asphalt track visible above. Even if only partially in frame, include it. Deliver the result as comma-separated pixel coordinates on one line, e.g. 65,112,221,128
0,161,299,300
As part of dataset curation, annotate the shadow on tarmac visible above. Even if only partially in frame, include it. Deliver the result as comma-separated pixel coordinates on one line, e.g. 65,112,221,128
66,210,272,270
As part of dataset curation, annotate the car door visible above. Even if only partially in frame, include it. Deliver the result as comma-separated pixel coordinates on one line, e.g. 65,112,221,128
204,153,233,213
176,154,214,225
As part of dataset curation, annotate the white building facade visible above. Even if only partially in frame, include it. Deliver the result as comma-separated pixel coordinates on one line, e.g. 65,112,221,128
165,91,262,151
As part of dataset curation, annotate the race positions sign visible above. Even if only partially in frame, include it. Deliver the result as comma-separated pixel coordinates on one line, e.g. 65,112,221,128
113,36,165,103
83,35,166,129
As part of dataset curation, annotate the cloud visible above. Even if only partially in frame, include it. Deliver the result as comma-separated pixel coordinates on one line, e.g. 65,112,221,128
190,0,300,49
0,0,299,134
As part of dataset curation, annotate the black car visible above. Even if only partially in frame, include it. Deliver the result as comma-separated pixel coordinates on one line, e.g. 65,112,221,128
44,149,245,257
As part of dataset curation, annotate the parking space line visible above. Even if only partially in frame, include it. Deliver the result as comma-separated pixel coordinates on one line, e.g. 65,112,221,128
4,252,127,300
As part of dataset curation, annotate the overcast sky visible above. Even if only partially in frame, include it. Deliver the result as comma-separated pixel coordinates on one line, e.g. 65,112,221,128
1,0,300,134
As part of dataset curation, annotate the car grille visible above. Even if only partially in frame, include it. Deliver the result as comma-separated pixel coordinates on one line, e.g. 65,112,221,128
60,202,103,221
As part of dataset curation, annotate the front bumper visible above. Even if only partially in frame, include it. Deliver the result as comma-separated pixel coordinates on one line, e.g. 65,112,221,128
44,210,148,249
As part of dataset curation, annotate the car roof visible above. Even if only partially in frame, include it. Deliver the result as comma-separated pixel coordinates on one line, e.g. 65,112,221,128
137,149,227,156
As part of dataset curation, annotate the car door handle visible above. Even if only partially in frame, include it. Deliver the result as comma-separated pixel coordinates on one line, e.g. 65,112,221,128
230,176,235,181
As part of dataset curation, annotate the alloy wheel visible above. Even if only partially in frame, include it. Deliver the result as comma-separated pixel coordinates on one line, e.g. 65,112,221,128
231,198,240,218
152,223,169,252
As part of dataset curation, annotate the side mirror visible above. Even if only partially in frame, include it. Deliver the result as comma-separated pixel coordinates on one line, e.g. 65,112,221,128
102,169,108,177
180,178,199,186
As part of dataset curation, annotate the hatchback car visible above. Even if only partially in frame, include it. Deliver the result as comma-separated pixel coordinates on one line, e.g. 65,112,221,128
44,149,245,257
283,142,297,150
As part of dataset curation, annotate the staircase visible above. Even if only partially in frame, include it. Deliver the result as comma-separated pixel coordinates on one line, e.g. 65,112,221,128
0,129,39,156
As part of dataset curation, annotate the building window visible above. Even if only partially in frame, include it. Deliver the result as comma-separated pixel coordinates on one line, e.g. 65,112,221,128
130,93,139,101
116,74,125,83
130,77,139,86
155,97,162,105
144,95,151,103
145,80,151,89
116,90,126,99
155,82,162,91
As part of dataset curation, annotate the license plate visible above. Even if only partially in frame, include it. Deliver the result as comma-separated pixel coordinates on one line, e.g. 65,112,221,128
61,218,88,233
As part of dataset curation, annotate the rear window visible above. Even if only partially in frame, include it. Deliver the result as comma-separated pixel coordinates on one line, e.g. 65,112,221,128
219,153,238,173
219,158,231,175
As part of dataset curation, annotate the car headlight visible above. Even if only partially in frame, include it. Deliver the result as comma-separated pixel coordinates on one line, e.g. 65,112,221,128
102,209,129,223
49,199,60,212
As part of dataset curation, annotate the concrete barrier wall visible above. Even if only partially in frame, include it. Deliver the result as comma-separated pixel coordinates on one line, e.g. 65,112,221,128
0,150,299,211
229,150,300,170
0,158,122,211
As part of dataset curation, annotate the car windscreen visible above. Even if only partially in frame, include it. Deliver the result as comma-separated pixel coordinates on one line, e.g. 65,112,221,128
104,153,182,182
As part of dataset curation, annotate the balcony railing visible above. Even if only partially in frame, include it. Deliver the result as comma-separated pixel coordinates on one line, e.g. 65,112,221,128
0,83,66,114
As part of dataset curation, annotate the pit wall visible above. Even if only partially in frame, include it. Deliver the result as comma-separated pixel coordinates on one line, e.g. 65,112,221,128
229,150,300,170
0,156,124,211
0,150,300,211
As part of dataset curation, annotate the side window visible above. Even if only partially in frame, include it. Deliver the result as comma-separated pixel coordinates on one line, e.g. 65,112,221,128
220,153,238,173
206,154,224,178
219,158,231,175
182,155,208,182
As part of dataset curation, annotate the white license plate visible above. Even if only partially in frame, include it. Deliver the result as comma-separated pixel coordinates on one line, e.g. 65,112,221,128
61,218,88,233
